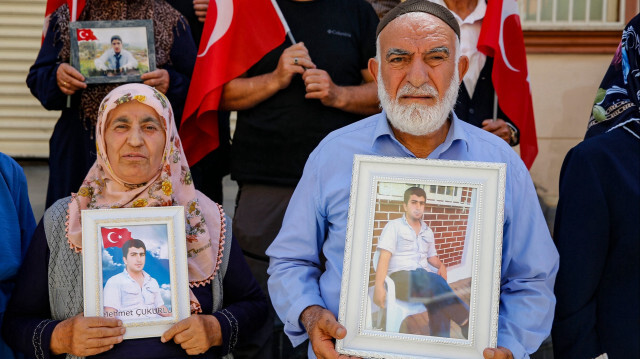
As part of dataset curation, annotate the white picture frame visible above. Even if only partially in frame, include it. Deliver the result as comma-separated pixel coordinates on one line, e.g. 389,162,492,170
82,206,190,339
337,155,506,359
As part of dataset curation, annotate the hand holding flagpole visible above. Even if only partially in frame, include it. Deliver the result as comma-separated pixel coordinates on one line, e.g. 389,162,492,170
179,0,291,166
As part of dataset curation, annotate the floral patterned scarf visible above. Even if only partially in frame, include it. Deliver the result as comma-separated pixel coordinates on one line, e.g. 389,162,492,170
587,13,640,139
66,83,224,312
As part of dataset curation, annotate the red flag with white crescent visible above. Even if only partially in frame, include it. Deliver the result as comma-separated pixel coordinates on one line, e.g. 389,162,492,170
77,28,97,41
42,0,86,41
179,0,288,166
101,227,132,249
477,0,538,169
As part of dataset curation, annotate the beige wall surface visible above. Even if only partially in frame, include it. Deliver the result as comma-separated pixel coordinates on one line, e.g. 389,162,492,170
0,0,58,158
527,53,613,206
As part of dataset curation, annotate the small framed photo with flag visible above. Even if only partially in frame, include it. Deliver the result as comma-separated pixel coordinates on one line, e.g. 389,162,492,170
69,19,156,84
82,206,190,339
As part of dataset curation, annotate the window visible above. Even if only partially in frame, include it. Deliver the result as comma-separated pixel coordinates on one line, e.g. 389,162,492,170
521,0,625,30
427,185,465,204
520,0,637,53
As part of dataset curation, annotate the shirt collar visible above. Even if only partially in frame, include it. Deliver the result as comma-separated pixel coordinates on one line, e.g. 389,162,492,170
431,0,486,24
429,111,470,158
402,214,428,233
123,268,149,283
372,110,470,157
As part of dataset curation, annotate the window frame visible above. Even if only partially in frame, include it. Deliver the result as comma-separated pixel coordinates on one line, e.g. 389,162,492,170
522,0,638,53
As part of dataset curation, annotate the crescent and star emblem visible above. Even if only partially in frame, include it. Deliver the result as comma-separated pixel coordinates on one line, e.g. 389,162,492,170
498,0,520,73
106,232,119,244
198,0,234,57
79,30,87,39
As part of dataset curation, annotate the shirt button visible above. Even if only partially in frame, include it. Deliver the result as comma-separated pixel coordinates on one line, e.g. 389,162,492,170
469,108,475,114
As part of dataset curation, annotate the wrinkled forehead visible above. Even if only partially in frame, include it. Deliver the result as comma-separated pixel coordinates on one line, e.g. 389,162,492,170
378,12,457,52
98,85,172,130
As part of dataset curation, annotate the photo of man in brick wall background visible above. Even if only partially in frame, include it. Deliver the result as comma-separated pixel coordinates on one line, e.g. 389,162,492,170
373,186,470,339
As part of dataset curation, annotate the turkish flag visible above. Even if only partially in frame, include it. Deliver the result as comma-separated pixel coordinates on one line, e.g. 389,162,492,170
477,0,538,169
101,227,132,249
43,0,86,41
77,28,97,41
179,0,288,166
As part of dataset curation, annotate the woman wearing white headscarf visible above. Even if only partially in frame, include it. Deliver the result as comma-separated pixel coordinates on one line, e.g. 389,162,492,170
2,84,267,358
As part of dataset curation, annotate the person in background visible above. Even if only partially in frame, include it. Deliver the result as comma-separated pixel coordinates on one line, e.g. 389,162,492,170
365,0,401,18
430,0,519,146
28,0,196,209
166,0,232,205
1,84,267,358
552,14,640,359
219,0,379,357
267,2,558,358
0,153,37,359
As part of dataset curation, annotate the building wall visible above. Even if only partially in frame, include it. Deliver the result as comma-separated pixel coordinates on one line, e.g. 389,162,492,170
527,53,612,206
0,0,59,158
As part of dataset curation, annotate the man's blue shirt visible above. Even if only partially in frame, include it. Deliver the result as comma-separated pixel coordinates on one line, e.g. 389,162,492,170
266,111,559,359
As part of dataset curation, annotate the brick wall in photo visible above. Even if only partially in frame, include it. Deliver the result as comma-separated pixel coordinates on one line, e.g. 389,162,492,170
369,187,474,285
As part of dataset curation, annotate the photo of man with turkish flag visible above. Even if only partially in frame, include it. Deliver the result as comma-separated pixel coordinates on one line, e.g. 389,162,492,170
99,224,173,323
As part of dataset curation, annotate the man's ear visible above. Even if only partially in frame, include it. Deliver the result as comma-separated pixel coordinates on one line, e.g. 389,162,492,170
458,55,469,83
368,57,379,85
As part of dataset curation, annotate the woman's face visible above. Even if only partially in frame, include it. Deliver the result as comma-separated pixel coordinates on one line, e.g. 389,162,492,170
104,101,166,185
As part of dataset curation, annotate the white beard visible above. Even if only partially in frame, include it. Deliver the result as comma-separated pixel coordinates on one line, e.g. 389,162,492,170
378,67,460,136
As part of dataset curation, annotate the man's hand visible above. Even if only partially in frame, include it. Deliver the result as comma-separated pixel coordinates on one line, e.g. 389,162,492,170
481,119,511,144
483,346,514,359
300,305,359,359
161,314,222,355
193,0,209,22
50,313,124,356
437,264,448,281
273,42,316,90
141,69,170,94
373,284,386,309
302,69,343,108
56,63,87,95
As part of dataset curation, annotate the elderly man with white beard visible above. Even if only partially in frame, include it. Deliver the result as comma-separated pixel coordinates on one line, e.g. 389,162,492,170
266,1,559,359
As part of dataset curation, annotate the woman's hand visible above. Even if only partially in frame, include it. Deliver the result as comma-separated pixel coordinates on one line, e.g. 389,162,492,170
50,313,125,356
56,63,87,95
141,69,170,94
161,314,222,355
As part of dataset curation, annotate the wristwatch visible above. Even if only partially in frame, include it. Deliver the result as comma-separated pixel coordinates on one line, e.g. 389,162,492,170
506,122,519,146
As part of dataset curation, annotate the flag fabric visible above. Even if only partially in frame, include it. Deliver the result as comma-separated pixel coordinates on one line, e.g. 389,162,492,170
101,227,132,249
477,0,538,169
179,0,288,166
77,28,97,41
42,0,86,40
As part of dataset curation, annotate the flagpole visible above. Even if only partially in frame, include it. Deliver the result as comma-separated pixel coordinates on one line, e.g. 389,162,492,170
270,0,296,44
492,91,498,121
71,0,77,21
66,0,79,108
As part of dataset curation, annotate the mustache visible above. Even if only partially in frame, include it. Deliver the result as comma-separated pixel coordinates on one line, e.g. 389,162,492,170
396,83,439,100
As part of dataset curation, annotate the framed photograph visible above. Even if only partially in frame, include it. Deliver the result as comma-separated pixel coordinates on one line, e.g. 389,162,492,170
337,155,506,359
70,20,156,84
82,206,190,339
